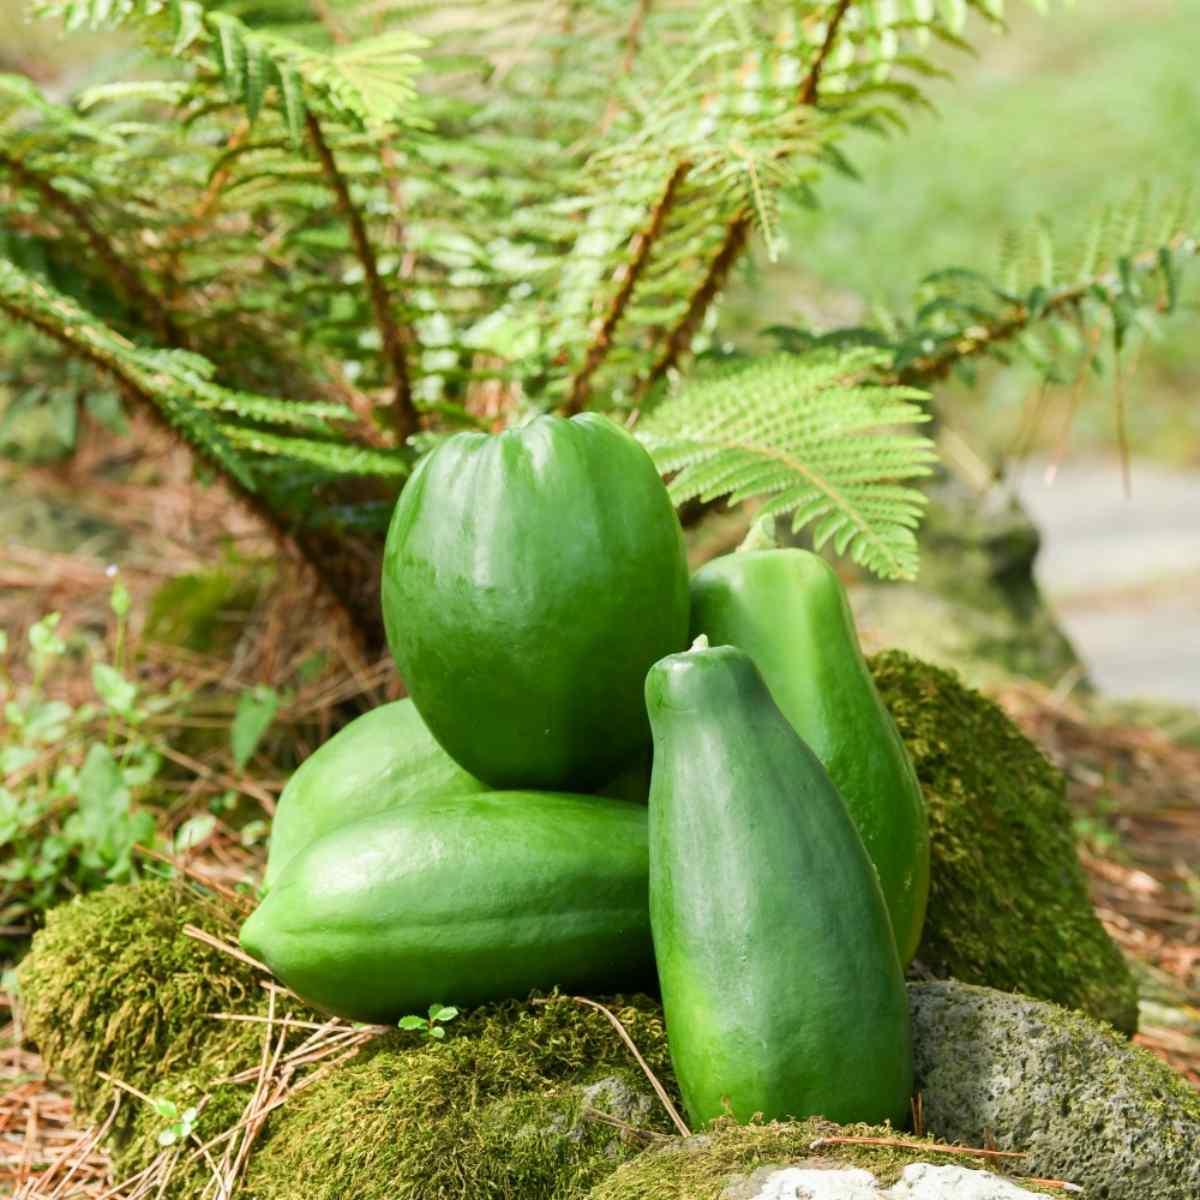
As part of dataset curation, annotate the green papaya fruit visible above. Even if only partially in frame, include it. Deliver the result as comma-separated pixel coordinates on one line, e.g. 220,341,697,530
646,641,913,1129
381,413,689,790
262,699,487,893
240,791,654,1023
689,549,929,964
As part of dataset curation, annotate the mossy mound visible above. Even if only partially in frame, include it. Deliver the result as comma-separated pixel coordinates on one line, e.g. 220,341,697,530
247,1016,671,1200
870,651,1137,1033
585,1119,1064,1199
18,881,674,1199
15,879,264,1139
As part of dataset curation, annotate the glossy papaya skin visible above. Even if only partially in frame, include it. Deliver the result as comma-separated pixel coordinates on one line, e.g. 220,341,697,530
646,643,913,1129
240,791,654,1024
381,413,689,791
262,700,486,893
689,550,930,964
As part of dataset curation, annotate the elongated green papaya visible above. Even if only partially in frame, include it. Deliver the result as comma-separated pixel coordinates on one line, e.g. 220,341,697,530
646,642,913,1128
689,549,929,964
240,791,653,1023
381,413,689,790
262,700,487,893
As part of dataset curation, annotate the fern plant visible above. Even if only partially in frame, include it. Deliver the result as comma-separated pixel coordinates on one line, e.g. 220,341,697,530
1,1,1197,640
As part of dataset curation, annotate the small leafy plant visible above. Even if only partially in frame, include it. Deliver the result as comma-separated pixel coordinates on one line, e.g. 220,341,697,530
151,1097,199,1147
1,584,177,952
398,1004,459,1041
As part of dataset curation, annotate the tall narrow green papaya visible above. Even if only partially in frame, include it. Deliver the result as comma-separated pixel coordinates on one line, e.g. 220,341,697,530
689,549,929,964
381,413,689,791
262,700,487,892
646,642,913,1129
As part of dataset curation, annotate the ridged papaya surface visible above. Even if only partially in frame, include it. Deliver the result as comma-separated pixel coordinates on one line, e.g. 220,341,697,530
262,700,486,892
646,642,913,1128
690,549,930,964
241,791,654,1023
381,413,689,790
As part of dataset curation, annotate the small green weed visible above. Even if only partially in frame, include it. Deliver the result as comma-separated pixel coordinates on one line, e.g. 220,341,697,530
398,1004,460,1041
152,1098,200,1147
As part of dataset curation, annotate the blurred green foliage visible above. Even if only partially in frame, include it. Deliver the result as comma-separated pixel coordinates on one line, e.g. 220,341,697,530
729,0,1200,465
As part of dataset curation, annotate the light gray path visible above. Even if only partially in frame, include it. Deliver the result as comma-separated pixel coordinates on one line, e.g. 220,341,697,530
1010,457,1200,705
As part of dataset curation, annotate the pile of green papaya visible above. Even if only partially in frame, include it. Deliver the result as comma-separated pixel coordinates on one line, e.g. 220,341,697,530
241,412,929,1131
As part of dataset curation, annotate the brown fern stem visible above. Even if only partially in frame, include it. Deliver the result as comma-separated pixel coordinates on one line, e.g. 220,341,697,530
799,0,853,105
306,111,418,442
566,160,691,413
639,214,751,399
162,119,251,306
598,0,654,136
639,2,852,395
0,152,180,347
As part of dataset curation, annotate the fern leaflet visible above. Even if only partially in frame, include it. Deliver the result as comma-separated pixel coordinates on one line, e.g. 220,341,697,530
636,349,936,581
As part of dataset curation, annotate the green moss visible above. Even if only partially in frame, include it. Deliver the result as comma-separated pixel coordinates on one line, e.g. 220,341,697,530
17,880,258,1110
869,651,1138,1033
16,880,276,1190
145,565,265,653
18,881,675,1200
586,1119,1065,1199
248,1001,674,1200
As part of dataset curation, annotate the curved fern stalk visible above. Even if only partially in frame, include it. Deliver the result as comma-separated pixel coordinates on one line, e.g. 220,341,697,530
897,229,1199,388
636,348,937,580
0,259,412,485
0,256,409,645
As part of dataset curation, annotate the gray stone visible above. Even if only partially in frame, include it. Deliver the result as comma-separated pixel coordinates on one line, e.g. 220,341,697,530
890,1164,1048,1199
911,980,1200,1200
718,1160,1046,1199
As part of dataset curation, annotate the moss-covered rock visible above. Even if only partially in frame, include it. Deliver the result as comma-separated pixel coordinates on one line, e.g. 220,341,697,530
870,651,1137,1033
245,1003,674,1199
17,881,674,1199
15,879,263,1139
910,980,1200,1200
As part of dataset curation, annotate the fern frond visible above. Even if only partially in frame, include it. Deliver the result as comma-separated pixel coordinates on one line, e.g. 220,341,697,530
0,259,409,487
636,349,936,580
896,188,1199,384
768,187,1199,390
35,1,426,133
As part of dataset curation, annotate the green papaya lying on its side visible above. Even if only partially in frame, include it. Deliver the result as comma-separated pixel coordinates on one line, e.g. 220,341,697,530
242,791,655,1023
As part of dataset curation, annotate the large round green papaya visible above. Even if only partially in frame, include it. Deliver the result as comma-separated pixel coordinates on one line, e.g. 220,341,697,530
240,791,654,1023
262,699,486,893
381,413,689,790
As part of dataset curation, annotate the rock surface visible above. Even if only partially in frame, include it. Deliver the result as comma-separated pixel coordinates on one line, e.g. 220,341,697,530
911,980,1200,1200
721,1163,1047,1199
